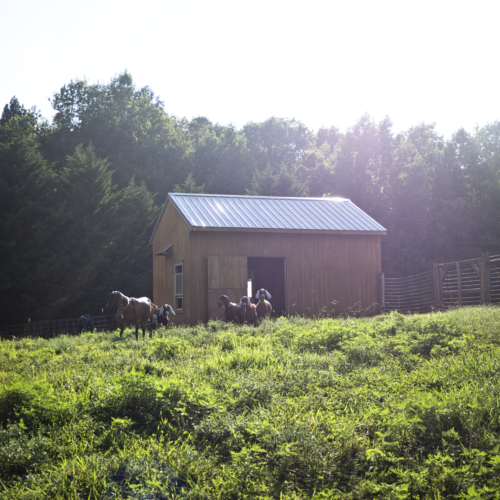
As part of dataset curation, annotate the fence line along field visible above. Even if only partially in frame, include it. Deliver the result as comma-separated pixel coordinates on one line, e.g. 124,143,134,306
0,315,118,340
2,307,500,498
382,252,500,315
4,253,499,341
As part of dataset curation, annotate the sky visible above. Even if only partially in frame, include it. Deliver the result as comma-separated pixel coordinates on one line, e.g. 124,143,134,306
2,0,499,139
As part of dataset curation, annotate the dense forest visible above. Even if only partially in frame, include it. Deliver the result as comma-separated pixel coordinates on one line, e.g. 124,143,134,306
1,72,499,325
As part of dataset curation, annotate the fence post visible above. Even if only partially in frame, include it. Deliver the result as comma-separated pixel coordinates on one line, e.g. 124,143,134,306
456,261,462,307
380,272,385,314
433,263,441,310
482,252,491,304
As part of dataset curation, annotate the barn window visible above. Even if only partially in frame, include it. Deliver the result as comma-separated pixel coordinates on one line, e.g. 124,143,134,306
174,264,183,310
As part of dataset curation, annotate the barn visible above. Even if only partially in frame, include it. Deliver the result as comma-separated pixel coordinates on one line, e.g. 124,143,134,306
149,193,386,326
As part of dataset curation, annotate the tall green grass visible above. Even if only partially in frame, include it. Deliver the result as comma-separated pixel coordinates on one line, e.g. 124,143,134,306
2,307,500,498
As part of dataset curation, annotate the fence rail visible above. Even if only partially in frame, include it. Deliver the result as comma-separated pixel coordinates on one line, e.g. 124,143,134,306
0,315,118,340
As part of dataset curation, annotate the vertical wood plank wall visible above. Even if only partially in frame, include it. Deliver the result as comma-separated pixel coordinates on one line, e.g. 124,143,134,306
150,202,190,326
188,230,381,325
151,203,382,326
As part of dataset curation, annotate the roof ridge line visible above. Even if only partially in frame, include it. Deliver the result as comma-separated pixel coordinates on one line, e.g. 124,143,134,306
169,193,350,202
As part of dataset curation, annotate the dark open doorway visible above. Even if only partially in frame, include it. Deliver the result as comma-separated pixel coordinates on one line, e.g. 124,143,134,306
247,257,286,317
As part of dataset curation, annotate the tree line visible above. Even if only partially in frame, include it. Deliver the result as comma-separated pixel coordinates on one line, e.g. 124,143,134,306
1,71,499,324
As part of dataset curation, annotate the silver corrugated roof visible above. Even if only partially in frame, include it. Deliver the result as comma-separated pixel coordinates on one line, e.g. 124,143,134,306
150,194,385,242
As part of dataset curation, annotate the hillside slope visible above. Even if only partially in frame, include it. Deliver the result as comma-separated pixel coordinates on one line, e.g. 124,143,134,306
2,307,500,498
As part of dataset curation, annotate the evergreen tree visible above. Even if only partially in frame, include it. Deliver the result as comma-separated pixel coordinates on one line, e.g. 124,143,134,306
0,103,61,324
172,173,205,193
34,145,159,320
247,162,309,197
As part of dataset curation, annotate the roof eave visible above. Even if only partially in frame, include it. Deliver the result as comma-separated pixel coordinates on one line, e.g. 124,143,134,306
190,226,386,236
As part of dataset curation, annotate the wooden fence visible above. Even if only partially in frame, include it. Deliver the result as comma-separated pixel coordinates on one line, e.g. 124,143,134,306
382,253,500,314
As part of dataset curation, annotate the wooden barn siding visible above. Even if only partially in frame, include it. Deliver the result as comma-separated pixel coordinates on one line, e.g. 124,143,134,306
151,202,190,327
188,231,381,325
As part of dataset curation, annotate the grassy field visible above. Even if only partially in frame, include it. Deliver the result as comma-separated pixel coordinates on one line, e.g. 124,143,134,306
2,307,500,499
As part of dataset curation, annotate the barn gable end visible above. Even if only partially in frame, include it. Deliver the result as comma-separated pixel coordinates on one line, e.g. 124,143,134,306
150,199,191,324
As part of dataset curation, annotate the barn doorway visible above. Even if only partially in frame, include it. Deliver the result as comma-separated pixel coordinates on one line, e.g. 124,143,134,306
247,257,286,317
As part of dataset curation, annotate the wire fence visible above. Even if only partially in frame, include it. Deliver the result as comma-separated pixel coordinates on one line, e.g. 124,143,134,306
383,253,500,314
0,315,118,341
383,270,436,314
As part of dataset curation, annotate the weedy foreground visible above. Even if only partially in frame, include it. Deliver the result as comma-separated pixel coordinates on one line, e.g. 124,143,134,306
2,307,500,499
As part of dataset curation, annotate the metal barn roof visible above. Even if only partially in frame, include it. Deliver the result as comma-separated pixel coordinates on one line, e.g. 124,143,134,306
150,194,386,242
